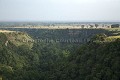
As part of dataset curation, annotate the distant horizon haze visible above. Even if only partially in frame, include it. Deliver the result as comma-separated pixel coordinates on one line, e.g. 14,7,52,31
0,0,120,22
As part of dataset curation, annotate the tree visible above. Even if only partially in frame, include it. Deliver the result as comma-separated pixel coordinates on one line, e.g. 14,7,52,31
111,24,119,28
90,25,94,28
81,25,85,28
91,33,107,42
95,24,99,28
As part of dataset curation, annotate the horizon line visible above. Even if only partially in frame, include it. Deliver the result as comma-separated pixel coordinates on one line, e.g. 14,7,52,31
0,20,120,23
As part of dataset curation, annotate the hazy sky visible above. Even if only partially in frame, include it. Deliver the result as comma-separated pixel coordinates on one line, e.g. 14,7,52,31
0,0,120,22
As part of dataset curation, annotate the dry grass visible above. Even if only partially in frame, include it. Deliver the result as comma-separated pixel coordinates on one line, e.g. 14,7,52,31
0,30,15,33
105,36,120,42
4,32,33,49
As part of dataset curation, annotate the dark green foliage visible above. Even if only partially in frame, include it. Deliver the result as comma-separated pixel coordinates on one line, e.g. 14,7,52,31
91,33,107,40
0,32,120,80
111,24,119,28
0,33,7,45
69,39,120,80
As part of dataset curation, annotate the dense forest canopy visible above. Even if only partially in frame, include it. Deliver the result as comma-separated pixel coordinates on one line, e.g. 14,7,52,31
0,28,120,80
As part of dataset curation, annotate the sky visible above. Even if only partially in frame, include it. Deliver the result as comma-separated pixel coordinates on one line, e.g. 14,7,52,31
0,0,120,22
